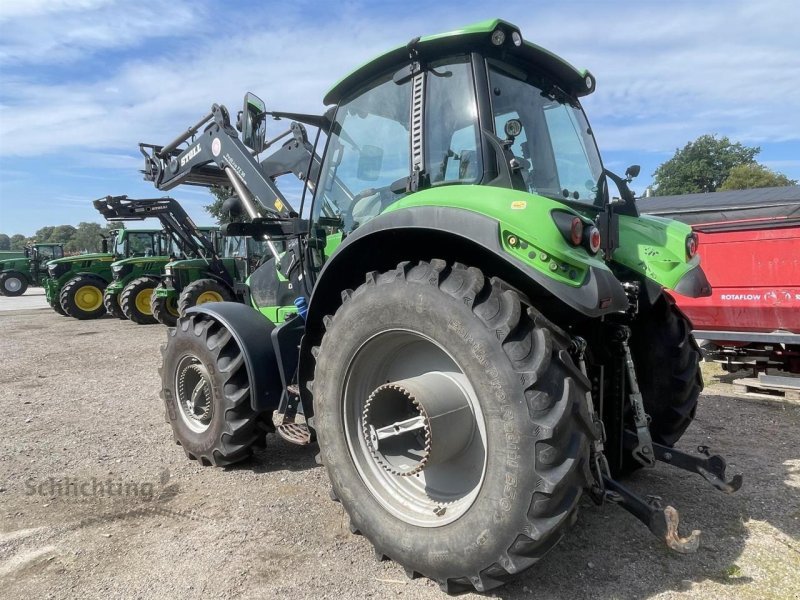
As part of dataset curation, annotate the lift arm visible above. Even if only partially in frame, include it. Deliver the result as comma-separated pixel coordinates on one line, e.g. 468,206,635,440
139,104,314,220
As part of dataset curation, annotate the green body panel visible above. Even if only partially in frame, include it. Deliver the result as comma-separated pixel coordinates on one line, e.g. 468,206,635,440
255,304,297,325
105,255,172,296
44,253,116,303
612,213,699,290
383,185,609,288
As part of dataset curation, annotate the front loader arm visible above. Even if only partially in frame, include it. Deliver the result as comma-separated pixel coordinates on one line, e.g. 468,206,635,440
139,104,295,219
93,195,217,260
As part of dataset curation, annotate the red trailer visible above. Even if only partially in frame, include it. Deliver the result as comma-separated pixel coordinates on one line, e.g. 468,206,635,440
638,186,800,375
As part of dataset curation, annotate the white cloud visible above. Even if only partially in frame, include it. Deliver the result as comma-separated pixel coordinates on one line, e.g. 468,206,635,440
0,0,797,162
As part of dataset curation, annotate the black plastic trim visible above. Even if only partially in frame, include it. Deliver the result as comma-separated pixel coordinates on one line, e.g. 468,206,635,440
673,266,712,298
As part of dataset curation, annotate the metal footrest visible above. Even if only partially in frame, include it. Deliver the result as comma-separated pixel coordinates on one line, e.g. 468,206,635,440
276,421,312,445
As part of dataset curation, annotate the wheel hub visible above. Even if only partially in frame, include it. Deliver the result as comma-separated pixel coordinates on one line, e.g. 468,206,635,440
363,372,475,476
5,278,22,292
176,359,214,432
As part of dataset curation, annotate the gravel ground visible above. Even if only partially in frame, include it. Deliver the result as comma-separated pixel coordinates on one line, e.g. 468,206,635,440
0,306,798,599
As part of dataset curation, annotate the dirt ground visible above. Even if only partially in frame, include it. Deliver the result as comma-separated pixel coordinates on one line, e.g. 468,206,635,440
0,305,798,599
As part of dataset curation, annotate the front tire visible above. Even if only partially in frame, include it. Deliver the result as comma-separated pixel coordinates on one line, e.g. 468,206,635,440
314,261,595,593
177,279,233,316
103,289,126,319
120,276,159,325
631,293,702,447
0,271,28,296
60,275,107,320
152,283,180,327
160,313,260,466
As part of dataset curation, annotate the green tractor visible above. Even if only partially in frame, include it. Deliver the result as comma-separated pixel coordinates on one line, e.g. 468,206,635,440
0,243,64,296
44,227,166,319
151,228,267,327
140,19,741,593
93,195,219,324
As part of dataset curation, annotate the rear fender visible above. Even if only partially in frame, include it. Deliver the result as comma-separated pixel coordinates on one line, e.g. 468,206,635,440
185,302,283,413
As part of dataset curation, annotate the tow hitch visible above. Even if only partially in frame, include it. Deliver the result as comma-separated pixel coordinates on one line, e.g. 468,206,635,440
596,436,743,553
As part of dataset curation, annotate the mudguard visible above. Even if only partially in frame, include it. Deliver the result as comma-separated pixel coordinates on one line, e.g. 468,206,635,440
307,205,628,325
185,302,283,413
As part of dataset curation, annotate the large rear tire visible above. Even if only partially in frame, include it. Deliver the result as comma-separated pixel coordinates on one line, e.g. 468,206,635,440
120,276,159,325
160,313,260,466
152,283,180,327
60,275,107,320
0,271,28,296
314,261,595,593
630,293,702,447
103,289,126,319
177,279,233,316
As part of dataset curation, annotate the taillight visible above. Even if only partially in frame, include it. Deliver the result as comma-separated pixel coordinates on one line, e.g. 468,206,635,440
587,226,601,254
686,233,698,259
570,217,584,245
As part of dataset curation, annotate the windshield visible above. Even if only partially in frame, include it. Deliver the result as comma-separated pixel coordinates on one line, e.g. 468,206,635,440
115,232,159,257
489,62,604,206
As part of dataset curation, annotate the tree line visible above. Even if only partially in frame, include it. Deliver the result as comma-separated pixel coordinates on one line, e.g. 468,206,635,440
0,222,114,253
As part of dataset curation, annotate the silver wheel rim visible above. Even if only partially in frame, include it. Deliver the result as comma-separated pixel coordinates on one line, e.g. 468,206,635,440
343,329,487,527
175,355,214,433
5,277,22,293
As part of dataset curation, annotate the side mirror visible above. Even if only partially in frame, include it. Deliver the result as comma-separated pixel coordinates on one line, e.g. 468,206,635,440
241,92,267,153
101,238,109,253
357,145,384,181
625,164,641,180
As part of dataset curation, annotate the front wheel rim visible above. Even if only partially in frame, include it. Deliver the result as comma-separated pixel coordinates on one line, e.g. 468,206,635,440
196,290,223,304
4,277,22,292
175,355,214,433
75,285,103,311
342,329,487,527
135,288,154,315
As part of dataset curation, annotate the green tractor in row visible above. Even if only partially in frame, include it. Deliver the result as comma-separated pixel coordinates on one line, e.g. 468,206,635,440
93,195,219,325
152,232,268,326
140,19,741,593
44,227,166,319
0,243,64,296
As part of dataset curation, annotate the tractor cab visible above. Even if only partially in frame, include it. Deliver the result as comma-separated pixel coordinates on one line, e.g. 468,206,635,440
25,244,64,262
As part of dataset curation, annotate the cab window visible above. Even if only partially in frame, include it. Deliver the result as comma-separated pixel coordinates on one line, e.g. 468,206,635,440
425,56,481,185
313,73,411,234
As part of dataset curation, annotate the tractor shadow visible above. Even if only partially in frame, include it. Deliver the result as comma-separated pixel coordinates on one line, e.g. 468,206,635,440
497,391,800,599
228,435,321,475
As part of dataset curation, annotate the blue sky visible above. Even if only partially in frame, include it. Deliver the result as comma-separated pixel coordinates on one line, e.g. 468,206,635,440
1,0,798,236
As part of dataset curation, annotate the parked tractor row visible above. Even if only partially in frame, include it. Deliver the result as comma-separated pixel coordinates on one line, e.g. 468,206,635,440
13,19,749,594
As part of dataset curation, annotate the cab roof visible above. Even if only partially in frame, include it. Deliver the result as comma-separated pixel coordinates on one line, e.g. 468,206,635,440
323,18,594,105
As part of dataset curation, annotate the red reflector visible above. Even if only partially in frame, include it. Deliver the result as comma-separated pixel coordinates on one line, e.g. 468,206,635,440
588,227,601,254
686,233,698,258
570,217,584,245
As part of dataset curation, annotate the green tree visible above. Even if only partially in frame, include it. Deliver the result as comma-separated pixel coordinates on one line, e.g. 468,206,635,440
66,222,110,253
653,134,760,195
10,234,27,250
719,163,796,191
204,185,237,225
35,226,55,242
0,234,10,250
